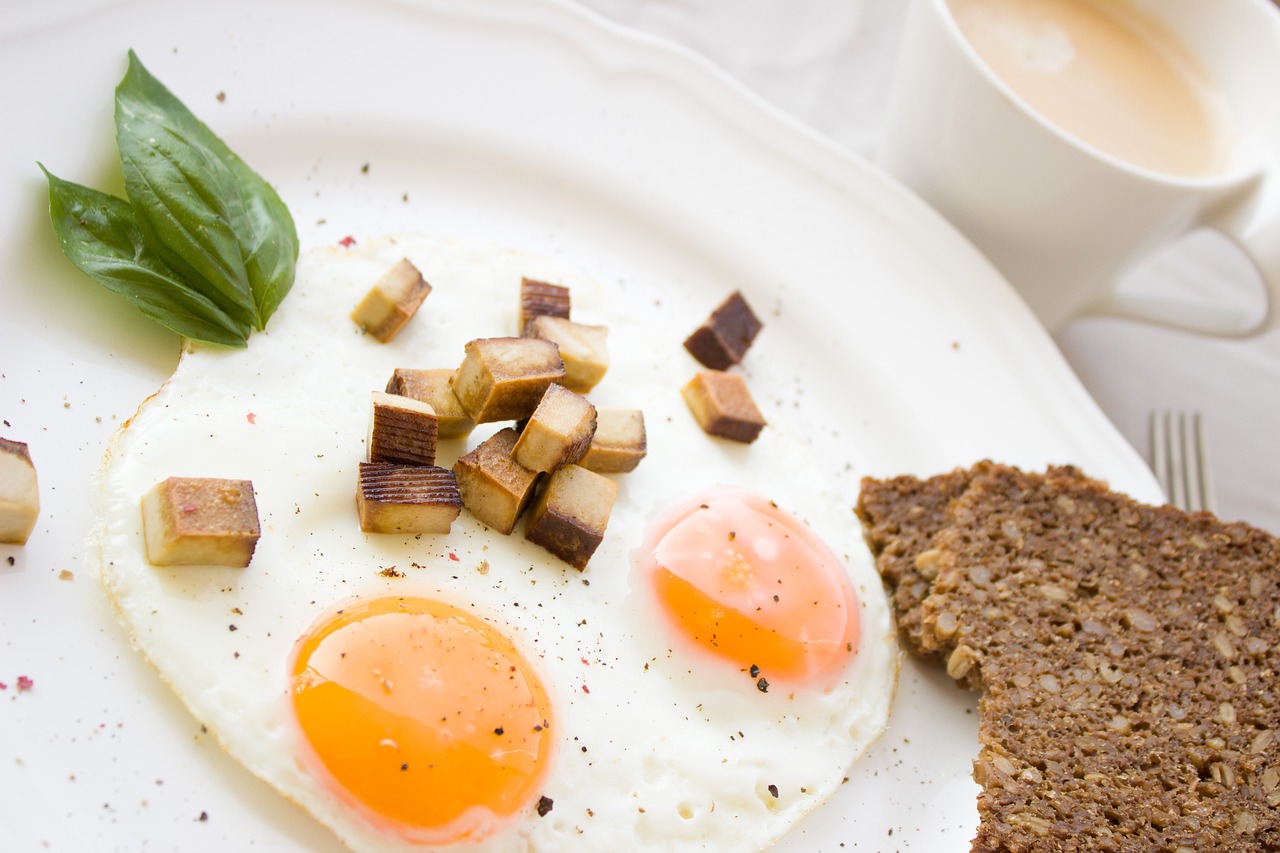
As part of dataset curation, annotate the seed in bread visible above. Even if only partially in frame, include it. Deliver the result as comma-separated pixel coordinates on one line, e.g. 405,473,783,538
512,384,597,474
579,407,647,474
367,391,438,467
524,464,617,570
681,370,766,443
452,427,540,535
683,290,762,370
356,462,461,535
451,337,566,424
384,368,474,439
140,477,260,567
349,258,431,343
0,438,39,545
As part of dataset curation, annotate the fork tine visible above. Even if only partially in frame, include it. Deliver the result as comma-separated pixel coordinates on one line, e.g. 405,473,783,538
1150,412,1173,503
1188,412,1217,514
1148,411,1217,514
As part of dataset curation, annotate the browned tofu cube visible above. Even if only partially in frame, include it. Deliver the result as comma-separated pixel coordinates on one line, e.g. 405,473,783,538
385,368,475,439
368,391,438,466
350,258,432,342
451,337,566,424
578,408,647,473
452,428,540,534
513,384,597,473
519,277,570,332
141,477,260,567
526,316,609,393
681,370,766,443
0,438,39,545
525,465,618,570
356,463,461,534
683,290,763,369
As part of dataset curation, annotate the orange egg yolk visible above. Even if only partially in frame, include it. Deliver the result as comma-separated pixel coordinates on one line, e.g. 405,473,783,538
639,488,859,686
289,596,554,844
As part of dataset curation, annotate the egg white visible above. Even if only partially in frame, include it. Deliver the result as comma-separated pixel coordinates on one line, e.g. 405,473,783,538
92,233,898,853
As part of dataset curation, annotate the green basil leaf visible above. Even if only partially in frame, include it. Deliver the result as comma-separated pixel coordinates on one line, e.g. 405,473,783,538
114,50,297,331
41,165,251,347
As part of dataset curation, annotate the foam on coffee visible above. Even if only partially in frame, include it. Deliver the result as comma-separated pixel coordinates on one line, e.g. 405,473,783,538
947,0,1233,178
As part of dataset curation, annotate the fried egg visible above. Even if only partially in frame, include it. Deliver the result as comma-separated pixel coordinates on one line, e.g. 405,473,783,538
93,233,897,852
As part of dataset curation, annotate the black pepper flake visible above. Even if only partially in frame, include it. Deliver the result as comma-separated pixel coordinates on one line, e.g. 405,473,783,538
756,677,769,693
535,796,555,817
728,530,736,541
197,811,209,822
361,162,370,174
494,726,505,736
767,784,779,798
228,624,238,632
749,664,760,678
6,556,13,566
401,763,409,771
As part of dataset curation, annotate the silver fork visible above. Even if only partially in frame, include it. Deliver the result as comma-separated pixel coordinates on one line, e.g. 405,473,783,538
1149,411,1217,513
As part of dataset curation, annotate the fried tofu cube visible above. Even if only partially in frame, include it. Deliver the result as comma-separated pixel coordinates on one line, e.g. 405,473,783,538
350,258,432,342
683,290,763,369
525,465,618,570
0,438,39,545
578,408,647,473
519,277,570,332
452,428,540,534
527,316,609,393
451,337,565,424
513,384,597,474
681,370,766,443
356,462,461,534
368,391,438,467
141,477,260,567
384,368,475,439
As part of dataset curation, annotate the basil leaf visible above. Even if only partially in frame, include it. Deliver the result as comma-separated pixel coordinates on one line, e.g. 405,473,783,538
114,50,297,331
41,165,251,347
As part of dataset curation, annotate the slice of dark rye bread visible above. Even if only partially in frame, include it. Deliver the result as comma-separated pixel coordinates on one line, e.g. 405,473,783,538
856,461,1280,853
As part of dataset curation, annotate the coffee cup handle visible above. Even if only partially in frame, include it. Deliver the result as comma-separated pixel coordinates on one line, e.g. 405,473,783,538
1093,178,1280,338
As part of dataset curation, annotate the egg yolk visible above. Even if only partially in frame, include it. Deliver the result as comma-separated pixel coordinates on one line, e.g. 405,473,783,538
288,596,554,844
638,488,859,686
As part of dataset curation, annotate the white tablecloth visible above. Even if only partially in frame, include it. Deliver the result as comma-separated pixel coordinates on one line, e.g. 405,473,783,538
577,0,1280,534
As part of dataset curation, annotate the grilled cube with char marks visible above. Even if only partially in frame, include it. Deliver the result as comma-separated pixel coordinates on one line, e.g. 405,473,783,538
526,315,609,393
367,391,438,466
350,258,432,343
681,370,766,443
452,427,540,535
384,368,474,439
451,337,566,424
513,384,598,474
525,464,617,570
578,407,647,474
519,276,571,333
141,477,260,567
683,290,762,369
0,438,39,545
356,462,461,534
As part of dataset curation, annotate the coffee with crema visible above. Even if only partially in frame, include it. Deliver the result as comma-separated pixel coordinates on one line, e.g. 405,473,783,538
947,0,1233,178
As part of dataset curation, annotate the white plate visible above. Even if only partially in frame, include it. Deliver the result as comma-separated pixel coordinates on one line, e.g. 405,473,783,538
0,0,1161,850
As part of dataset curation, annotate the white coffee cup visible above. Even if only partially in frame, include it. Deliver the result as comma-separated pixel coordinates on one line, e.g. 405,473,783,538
879,0,1280,336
